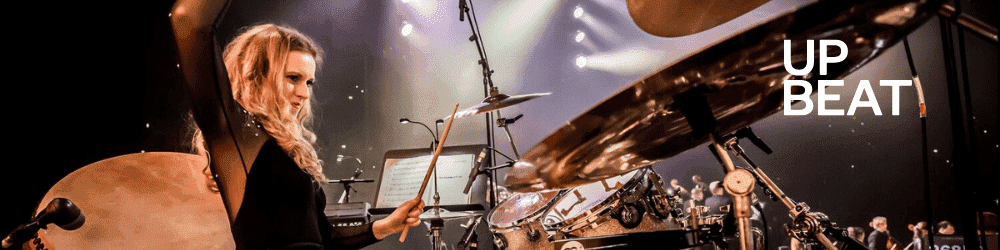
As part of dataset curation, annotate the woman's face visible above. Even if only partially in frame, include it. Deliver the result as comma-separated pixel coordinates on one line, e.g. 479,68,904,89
283,51,316,116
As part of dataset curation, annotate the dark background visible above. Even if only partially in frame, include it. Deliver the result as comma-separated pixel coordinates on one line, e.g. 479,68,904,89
4,0,996,249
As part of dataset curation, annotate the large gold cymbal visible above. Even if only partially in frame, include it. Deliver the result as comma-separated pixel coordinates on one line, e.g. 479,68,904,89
505,0,941,192
627,0,771,37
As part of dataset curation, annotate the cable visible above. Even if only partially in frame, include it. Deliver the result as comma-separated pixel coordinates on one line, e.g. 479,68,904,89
484,147,516,162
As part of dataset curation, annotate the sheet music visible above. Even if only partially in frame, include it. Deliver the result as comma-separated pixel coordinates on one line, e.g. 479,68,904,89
375,154,475,208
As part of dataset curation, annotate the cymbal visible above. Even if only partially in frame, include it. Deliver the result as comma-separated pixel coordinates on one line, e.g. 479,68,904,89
418,210,481,221
627,0,771,37
504,0,940,192
452,92,551,119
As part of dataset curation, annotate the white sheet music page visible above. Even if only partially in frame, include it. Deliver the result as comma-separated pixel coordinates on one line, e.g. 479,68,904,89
375,154,474,208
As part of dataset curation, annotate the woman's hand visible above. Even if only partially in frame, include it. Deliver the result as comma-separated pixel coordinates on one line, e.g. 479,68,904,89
372,198,425,239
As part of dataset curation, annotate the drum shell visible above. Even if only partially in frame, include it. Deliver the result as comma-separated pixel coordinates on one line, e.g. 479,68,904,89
560,210,673,238
544,168,682,239
487,190,564,250
490,219,553,250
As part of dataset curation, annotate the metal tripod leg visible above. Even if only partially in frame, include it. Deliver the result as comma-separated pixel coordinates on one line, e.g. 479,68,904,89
711,135,755,250
721,139,838,250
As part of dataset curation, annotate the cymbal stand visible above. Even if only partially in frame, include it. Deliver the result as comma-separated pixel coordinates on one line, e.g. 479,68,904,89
710,134,756,250
714,128,870,250
425,217,447,250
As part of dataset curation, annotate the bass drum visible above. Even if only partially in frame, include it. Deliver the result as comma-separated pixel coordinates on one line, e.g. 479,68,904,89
34,152,234,250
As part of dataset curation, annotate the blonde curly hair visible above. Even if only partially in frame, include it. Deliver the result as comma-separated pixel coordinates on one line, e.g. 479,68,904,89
194,23,327,183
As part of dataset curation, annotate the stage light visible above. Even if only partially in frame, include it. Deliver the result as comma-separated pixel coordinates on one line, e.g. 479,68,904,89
575,31,586,43
573,6,583,19
575,55,587,68
582,46,669,76
401,22,413,37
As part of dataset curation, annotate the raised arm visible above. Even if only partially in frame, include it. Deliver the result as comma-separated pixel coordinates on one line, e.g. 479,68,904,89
170,0,267,222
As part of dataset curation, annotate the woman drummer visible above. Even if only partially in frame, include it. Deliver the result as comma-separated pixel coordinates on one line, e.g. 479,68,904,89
192,23,423,249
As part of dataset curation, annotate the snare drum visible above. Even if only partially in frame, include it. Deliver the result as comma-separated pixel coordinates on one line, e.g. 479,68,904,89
542,167,681,238
487,190,564,250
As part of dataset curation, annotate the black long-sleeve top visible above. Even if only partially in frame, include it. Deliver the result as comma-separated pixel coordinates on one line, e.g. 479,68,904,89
231,138,380,249
868,230,890,250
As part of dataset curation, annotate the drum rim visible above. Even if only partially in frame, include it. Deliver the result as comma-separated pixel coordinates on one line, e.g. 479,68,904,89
542,168,651,231
488,189,568,229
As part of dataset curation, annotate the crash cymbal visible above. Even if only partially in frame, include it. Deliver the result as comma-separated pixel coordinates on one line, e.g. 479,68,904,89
452,92,551,119
627,0,771,37
504,0,940,192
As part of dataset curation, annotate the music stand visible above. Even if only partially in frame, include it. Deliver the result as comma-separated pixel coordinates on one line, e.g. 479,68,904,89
370,144,488,215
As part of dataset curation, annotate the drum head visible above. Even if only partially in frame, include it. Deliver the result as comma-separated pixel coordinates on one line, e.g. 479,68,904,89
488,190,562,228
36,152,234,250
543,169,643,227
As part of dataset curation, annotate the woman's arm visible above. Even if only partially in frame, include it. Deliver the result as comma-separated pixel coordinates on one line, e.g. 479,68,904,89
371,199,425,239
170,0,267,222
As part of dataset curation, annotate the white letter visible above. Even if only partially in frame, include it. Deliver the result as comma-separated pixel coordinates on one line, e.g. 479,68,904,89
818,80,844,116
819,39,848,76
784,40,814,76
784,80,813,115
880,80,912,115
847,80,882,115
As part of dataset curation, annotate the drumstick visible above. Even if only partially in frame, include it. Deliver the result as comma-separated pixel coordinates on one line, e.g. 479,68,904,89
399,103,460,242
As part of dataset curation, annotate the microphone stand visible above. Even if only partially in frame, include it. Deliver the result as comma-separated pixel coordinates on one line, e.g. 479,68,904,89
334,156,365,203
496,114,524,159
458,0,503,212
458,1,531,249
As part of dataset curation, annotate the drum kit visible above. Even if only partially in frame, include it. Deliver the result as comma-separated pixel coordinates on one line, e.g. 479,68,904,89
417,0,991,249
11,0,995,249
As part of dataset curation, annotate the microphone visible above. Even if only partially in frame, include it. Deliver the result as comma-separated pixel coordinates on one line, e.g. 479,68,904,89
456,216,483,250
503,114,524,125
735,127,772,154
351,168,363,179
458,0,467,21
37,198,85,230
464,148,489,194
2,198,85,249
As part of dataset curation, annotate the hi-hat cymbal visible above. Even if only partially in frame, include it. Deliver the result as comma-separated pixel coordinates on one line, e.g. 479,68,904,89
451,92,551,119
504,0,941,192
627,0,771,37
418,210,481,221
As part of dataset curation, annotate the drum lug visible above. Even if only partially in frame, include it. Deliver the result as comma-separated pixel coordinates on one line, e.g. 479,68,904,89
493,232,507,249
613,202,645,229
526,228,542,242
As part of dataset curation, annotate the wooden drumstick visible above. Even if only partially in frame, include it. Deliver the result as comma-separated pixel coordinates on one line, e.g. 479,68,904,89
399,103,460,242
